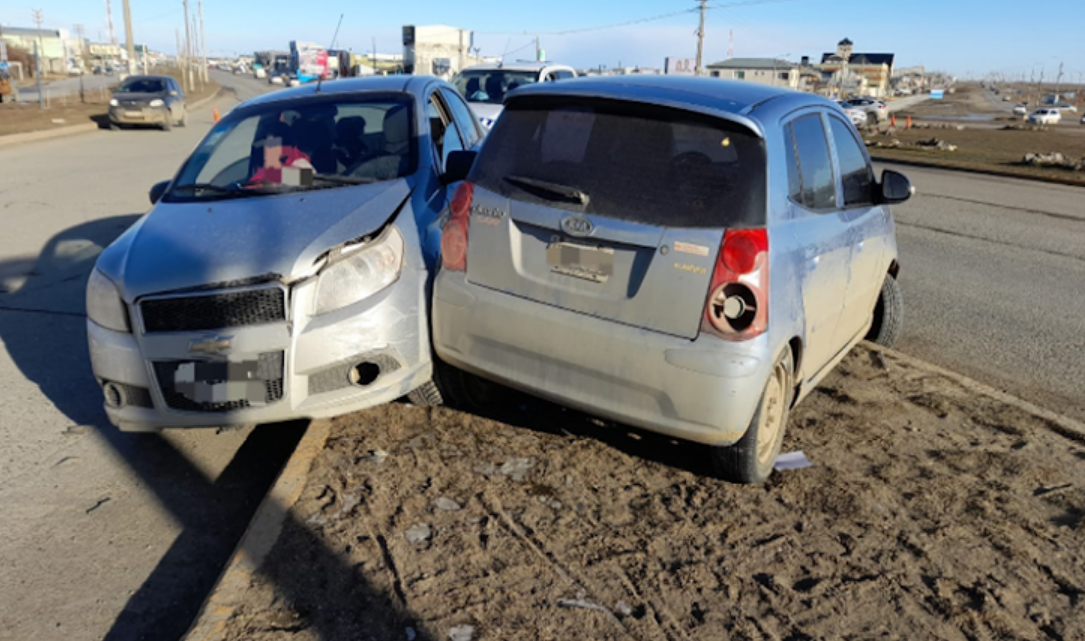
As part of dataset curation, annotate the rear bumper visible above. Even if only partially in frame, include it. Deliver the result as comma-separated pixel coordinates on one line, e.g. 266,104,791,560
433,271,775,446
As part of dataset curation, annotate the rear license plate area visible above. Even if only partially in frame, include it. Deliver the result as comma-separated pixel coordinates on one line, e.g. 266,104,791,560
546,240,614,283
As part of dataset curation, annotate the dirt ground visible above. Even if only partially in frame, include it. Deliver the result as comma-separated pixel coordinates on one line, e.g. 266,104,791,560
0,69,218,137
220,347,1085,641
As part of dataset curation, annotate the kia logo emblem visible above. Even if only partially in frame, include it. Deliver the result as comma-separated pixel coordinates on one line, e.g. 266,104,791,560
561,216,594,237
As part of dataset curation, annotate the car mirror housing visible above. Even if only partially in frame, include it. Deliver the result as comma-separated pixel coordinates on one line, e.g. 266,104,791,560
442,150,478,185
169,90,179,97
879,169,914,205
149,180,170,205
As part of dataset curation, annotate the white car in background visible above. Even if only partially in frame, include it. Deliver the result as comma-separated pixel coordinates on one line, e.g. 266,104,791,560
451,62,578,129
1012,104,1028,116
837,101,868,127
1028,108,1061,125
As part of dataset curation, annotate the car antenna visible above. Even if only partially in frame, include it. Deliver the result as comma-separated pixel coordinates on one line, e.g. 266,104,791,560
316,13,344,94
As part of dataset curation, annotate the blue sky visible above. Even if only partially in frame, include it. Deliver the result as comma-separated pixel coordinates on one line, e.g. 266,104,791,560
3,0,1084,78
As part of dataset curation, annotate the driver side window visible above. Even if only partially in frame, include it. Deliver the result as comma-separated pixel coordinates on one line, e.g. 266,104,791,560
428,93,465,171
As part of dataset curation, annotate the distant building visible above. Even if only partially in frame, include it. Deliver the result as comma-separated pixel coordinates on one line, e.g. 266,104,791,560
402,25,485,80
0,26,79,73
816,38,895,98
705,57,800,89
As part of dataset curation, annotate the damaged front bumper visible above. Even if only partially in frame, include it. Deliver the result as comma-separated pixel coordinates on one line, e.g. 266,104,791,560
87,267,432,432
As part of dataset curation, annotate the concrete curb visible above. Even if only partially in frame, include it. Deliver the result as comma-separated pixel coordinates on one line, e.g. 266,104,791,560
183,420,331,641
870,154,1085,189
0,86,223,149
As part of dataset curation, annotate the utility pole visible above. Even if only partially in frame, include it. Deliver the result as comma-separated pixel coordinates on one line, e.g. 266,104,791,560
191,12,202,89
198,0,208,82
74,23,87,102
32,9,45,75
104,0,116,45
182,0,194,90
695,0,707,76
121,0,135,75
1054,61,1064,102
175,28,185,91
535,35,541,62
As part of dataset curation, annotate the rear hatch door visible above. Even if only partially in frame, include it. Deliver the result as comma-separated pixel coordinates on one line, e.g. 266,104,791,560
464,95,767,340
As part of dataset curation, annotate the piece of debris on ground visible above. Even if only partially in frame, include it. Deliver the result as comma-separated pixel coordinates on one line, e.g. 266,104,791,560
220,347,1085,641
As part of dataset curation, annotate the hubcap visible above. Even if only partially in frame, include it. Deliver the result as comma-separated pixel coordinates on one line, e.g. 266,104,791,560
756,363,787,466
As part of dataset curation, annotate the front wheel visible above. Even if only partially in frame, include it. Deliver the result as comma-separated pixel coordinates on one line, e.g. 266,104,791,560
710,348,794,484
178,109,187,127
160,117,172,132
433,359,512,412
865,272,903,348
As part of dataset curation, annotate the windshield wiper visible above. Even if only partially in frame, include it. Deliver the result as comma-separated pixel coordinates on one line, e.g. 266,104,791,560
503,175,590,206
309,174,379,186
169,182,281,200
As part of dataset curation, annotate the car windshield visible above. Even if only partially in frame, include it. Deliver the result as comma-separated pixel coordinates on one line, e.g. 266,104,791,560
118,78,166,93
167,94,415,202
452,70,540,105
472,96,767,228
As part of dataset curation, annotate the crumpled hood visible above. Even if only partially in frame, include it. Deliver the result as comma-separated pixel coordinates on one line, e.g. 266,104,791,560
97,179,413,301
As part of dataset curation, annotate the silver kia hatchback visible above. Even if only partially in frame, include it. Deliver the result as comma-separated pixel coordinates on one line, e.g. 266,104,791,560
432,76,912,483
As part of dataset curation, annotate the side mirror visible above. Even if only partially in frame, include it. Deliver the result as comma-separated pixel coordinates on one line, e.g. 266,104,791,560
442,150,478,185
149,180,170,205
169,90,179,96
878,169,914,205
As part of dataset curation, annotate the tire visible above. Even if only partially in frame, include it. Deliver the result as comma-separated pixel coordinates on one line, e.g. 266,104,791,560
711,348,795,484
161,117,172,132
865,272,903,348
433,359,511,411
178,109,187,127
407,380,445,407
109,121,120,131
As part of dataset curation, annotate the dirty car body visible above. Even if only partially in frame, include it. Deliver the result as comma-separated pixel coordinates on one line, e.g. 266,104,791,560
432,76,911,482
88,76,485,431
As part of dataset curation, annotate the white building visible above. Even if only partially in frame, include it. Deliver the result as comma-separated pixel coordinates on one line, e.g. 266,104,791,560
402,25,484,80
705,58,801,89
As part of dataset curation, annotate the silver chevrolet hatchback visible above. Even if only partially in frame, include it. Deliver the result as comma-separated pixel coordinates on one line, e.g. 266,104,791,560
432,76,912,483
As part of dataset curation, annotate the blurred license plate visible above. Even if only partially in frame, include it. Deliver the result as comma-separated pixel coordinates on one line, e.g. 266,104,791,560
547,241,613,283
172,359,266,405
124,110,143,118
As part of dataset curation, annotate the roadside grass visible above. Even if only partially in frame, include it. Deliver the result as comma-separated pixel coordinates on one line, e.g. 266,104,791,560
867,125,1085,186
0,67,218,138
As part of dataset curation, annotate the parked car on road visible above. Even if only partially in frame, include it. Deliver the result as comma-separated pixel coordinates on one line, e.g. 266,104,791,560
87,76,485,432
847,97,888,122
432,76,912,484
451,62,577,130
837,101,868,126
1013,104,1028,116
1028,108,1062,125
108,75,187,131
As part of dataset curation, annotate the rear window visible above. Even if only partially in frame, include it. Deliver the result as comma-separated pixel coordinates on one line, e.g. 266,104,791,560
471,97,767,228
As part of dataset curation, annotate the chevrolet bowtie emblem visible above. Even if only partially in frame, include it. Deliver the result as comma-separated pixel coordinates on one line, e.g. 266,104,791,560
187,335,233,356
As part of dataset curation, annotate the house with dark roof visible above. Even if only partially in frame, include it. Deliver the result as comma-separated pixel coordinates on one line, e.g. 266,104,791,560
705,57,801,89
816,38,895,97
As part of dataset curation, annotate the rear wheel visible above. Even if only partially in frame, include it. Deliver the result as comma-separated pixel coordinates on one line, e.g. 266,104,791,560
865,273,903,348
434,359,512,411
711,349,794,484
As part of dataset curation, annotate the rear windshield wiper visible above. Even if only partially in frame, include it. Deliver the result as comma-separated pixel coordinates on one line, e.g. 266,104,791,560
503,175,590,206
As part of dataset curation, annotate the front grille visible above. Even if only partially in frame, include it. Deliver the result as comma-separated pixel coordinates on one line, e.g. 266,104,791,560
154,352,285,412
141,288,285,333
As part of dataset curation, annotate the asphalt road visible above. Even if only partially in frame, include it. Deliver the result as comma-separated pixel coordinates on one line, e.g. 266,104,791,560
0,71,301,641
0,71,1083,639
878,161,1085,422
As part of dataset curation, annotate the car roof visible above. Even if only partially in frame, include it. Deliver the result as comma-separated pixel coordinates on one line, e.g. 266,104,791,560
120,75,171,82
241,75,439,107
504,75,828,121
460,62,572,73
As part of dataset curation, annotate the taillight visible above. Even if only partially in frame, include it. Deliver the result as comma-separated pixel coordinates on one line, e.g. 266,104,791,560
702,228,768,341
441,182,473,272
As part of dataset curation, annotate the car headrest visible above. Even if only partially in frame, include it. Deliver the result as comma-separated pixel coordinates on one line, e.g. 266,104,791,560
336,116,367,142
383,105,410,151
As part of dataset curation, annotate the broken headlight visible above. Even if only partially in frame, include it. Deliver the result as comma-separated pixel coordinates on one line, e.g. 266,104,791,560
313,226,405,316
